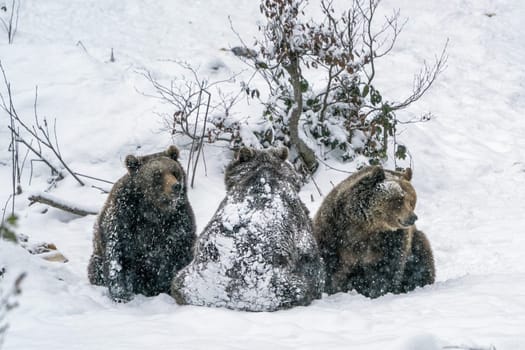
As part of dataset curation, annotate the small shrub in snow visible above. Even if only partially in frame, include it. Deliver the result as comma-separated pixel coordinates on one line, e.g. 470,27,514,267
236,0,446,171
0,61,87,216
142,63,247,186
0,215,25,349
0,215,17,244
0,272,25,349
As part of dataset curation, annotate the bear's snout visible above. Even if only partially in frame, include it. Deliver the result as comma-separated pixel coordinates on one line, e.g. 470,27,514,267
400,213,418,227
162,174,180,195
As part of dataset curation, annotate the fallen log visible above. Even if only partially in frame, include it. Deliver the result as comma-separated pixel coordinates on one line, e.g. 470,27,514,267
28,193,99,216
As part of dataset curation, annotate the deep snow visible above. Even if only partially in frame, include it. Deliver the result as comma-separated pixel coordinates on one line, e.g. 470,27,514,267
1,0,525,349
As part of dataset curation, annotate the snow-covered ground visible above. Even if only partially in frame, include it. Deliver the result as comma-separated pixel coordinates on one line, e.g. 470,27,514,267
1,0,524,349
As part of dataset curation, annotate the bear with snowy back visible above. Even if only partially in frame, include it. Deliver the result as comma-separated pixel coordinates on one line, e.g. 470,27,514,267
87,145,196,302
313,166,435,298
171,147,325,311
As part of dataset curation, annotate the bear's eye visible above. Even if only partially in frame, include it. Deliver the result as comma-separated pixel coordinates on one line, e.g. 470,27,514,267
394,197,404,208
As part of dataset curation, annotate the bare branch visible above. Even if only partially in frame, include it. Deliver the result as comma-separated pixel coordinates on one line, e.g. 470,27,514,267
73,172,114,185
389,40,448,112
7,126,64,178
28,193,98,216
190,90,211,188
0,0,21,44
0,62,86,186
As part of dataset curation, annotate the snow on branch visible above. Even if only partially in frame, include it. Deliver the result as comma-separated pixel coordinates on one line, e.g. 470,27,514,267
232,0,448,167
28,192,99,217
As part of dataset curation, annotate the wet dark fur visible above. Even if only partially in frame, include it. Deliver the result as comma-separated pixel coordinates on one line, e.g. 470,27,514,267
87,146,196,302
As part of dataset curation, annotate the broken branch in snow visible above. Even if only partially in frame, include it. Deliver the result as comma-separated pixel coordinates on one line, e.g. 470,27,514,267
28,193,98,216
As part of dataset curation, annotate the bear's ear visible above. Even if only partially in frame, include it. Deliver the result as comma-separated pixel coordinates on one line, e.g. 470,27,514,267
358,165,386,189
273,146,289,161
236,147,255,163
166,145,180,161
125,155,141,173
402,168,413,181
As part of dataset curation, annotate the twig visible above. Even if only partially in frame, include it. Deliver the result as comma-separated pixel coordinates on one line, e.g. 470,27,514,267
8,127,63,178
309,174,323,197
315,155,355,174
73,172,114,185
201,145,208,177
9,95,16,216
8,126,63,178
76,40,89,54
91,185,110,194
0,62,85,186
1,195,13,224
0,0,20,44
32,87,86,186
191,89,211,188
187,88,203,177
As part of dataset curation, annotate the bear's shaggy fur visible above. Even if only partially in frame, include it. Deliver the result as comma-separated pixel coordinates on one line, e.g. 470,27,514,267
87,146,196,302
171,147,325,311
313,166,435,298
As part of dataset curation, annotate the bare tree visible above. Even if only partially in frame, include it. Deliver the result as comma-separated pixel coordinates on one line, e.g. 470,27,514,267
140,63,247,187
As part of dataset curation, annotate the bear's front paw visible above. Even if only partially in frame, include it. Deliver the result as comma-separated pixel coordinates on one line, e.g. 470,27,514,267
108,285,134,303
110,293,133,303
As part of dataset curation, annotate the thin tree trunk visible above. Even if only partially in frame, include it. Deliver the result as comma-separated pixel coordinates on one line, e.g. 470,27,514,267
285,57,318,175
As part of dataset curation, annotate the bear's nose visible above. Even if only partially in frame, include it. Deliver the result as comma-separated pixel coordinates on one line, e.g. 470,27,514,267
406,213,418,225
172,183,183,192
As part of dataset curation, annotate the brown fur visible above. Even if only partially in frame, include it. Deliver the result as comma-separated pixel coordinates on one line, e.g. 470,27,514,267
313,166,435,298
87,146,196,302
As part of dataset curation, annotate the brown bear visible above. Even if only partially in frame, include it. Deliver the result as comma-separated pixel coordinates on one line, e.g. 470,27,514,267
171,147,325,311
313,165,435,298
87,145,196,302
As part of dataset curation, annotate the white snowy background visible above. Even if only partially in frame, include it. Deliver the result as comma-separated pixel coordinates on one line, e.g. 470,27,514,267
1,0,524,349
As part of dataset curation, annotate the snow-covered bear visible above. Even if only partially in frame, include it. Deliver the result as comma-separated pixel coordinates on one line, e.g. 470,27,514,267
88,146,196,302
171,147,324,311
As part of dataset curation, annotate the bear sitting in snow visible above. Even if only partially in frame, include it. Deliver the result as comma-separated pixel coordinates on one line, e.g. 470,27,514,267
313,166,435,298
87,146,196,302
171,147,325,311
